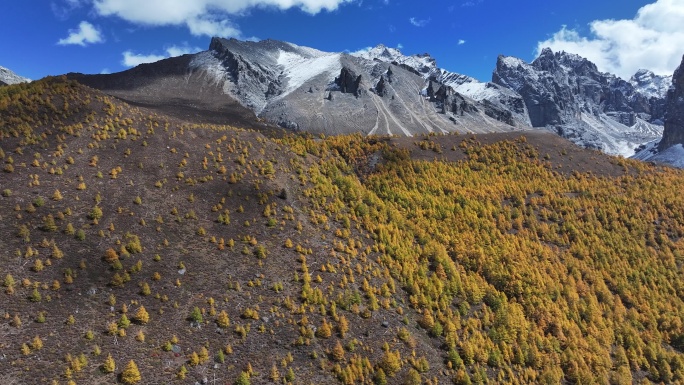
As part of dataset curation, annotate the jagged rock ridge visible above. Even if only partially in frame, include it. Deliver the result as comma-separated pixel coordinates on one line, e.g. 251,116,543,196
630,69,672,100
67,38,529,136
195,38,529,135
353,45,532,128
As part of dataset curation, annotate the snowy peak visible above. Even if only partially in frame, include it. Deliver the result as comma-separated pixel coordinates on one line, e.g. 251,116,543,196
0,66,30,86
192,37,342,113
630,69,672,99
185,38,528,135
492,48,666,156
351,44,477,88
352,44,405,62
353,45,437,77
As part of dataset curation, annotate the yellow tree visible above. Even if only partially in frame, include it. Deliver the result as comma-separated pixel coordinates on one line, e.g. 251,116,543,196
102,353,116,373
134,306,149,324
120,360,141,384
216,310,230,328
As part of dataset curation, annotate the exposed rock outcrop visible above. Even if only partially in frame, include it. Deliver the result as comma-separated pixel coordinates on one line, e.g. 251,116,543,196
335,67,362,96
374,76,388,96
658,55,684,151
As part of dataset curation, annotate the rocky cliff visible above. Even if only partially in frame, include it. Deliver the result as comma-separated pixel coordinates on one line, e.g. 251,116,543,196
658,55,684,151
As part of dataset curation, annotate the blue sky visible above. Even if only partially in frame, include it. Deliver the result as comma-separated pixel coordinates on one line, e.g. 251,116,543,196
1,0,682,82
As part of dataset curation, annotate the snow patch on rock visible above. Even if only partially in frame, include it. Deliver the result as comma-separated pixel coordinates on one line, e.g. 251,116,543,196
276,50,341,99
634,143,684,168
0,66,30,85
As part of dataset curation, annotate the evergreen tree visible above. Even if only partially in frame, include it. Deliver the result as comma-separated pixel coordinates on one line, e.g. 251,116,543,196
120,360,141,384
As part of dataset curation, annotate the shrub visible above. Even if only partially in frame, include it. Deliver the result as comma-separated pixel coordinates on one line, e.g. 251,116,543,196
332,340,345,362
316,319,332,338
31,335,43,350
118,314,130,329
189,306,203,323
29,287,42,302
236,371,250,385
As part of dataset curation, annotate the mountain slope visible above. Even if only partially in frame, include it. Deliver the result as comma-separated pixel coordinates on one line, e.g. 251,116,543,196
353,45,671,157
66,54,265,130
4,76,684,385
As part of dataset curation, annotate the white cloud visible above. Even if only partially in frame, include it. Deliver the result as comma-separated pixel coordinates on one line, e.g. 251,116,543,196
57,21,104,46
121,45,204,67
90,0,353,37
458,39,466,45
51,0,85,19
396,43,403,49
186,16,241,38
461,0,483,7
409,17,430,27
122,51,166,67
537,0,684,79
165,44,203,57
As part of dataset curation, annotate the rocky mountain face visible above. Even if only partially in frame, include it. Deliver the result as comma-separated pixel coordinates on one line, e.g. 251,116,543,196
492,48,665,155
0,65,30,86
353,45,532,128
630,69,672,100
658,55,684,151
634,55,684,167
354,45,671,156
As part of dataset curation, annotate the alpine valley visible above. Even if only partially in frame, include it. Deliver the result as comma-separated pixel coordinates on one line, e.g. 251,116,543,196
3,36,684,385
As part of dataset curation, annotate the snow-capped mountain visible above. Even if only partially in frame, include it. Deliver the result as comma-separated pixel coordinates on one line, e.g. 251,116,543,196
0,66,30,86
67,37,676,159
492,48,666,156
352,45,671,156
71,38,526,137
